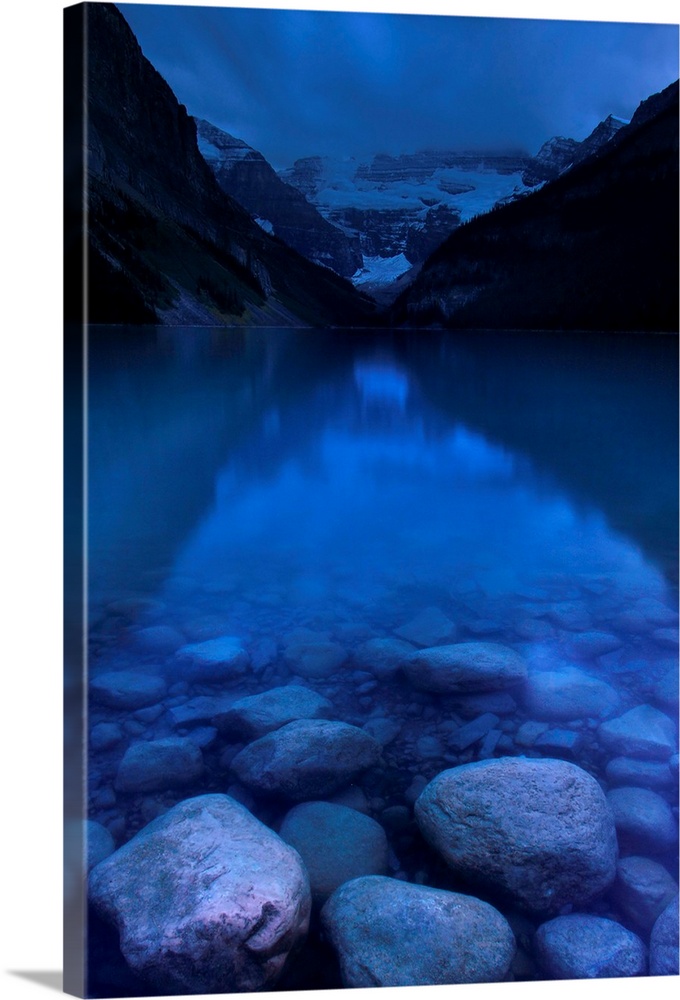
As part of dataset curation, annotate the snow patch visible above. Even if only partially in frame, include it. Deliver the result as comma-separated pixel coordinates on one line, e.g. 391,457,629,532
254,217,275,234
353,253,413,288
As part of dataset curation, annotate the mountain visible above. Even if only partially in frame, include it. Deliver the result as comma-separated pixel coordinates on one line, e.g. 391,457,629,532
64,3,375,327
392,81,679,332
522,114,629,187
195,119,362,279
279,150,532,298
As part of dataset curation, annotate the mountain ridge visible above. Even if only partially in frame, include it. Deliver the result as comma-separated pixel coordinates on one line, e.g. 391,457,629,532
391,79,679,332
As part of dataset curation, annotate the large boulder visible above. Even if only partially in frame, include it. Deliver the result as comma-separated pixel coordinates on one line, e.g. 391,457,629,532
522,667,620,720
650,895,679,975
231,720,381,800
215,686,333,740
415,757,618,914
90,670,167,710
321,876,515,987
279,802,388,904
115,738,204,794
403,642,527,694
598,705,677,761
88,794,311,994
534,914,647,979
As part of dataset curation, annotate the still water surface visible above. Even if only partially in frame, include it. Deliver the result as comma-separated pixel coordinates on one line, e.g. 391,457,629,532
86,327,678,993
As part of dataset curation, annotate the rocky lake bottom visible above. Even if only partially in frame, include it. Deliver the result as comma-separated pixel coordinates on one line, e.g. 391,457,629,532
75,327,679,996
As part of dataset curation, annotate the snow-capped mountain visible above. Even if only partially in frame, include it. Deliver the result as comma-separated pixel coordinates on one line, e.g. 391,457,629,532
279,150,533,295
195,119,362,279
522,114,629,187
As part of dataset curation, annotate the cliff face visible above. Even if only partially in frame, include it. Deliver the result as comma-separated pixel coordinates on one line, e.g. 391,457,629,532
393,81,679,332
195,119,362,279
65,3,374,327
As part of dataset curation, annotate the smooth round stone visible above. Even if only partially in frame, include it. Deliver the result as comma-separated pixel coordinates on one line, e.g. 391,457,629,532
88,794,311,994
650,895,679,975
565,631,623,660
115,738,204,794
173,636,250,683
283,641,346,679
415,757,617,914
362,717,402,745
86,820,116,872
131,625,185,654
403,642,527,694
534,914,647,979
231,719,381,800
612,856,679,932
543,601,592,631
352,637,415,679
605,756,674,791
321,876,515,987
653,627,679,650
523,667,620,721
598,705,677,761
279,801,389,904
394,607,457,647
90,671,167,710
606,787,678,854
653,667,679,713
215,685,333,740
90,722,124,751
635,598,678,626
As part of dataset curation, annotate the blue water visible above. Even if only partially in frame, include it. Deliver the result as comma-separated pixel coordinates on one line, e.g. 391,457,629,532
85,327,678,993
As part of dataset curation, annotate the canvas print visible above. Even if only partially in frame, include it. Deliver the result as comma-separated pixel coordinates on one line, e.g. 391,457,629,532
63,1,679,997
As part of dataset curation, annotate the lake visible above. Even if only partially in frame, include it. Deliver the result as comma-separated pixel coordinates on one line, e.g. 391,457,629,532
84,326,678,994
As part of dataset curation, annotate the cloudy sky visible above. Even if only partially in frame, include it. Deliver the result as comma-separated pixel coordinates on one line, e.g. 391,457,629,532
119,2,678,168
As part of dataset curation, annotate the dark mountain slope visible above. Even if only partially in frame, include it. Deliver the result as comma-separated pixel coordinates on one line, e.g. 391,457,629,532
195,119,362,279
393,81,679,332
64,3,374,327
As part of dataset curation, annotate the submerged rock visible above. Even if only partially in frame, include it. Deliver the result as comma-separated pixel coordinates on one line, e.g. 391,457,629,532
605,756,674,790
612,856,679,933
564,631,623,660
598,705,677,761
534,914,647,979
115,737,204,793
131,625,185,654
90,670,167,710
86,820,116,871
283,641,346,678
523,667,620,720
89,794,311,994
321,876,515,987
650,895,679,975
279,801,388,904
215,685,333,739
606,786,678,854
352,636,415,679
394,606,457,647
415,757,617,914
231,719,381,800
173,635,249,682
403,642,527,694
